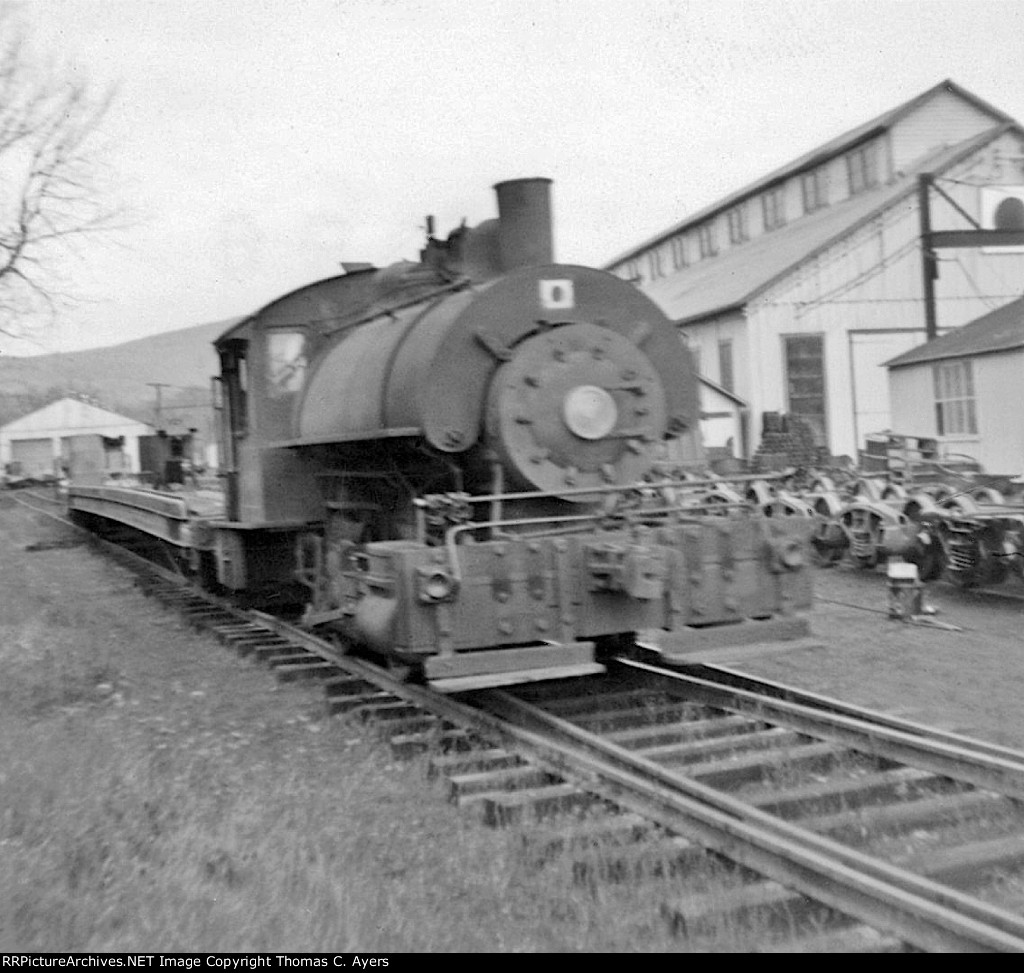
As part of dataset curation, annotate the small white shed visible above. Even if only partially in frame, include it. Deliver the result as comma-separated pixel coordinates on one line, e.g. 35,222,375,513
0,398,155,477
699,376,748,460
885,296,1024,476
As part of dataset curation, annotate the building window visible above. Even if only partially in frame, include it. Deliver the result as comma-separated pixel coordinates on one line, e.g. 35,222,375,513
670,235,687,269
647,249,663,280
762,187,787,231
933,360,977,436
718,340,734,392
783,334,827,445
801,167,829,213
697,223,718,259
846,142,878,195
621,260,640,283
727,206,748,244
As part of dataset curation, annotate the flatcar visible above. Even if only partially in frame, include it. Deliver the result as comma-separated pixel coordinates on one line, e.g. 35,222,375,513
68,179,813,689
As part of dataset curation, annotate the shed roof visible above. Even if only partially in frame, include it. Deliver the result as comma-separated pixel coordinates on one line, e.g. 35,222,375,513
699,374,747,407
605,79,1012,271
0,397,155,435
885,295,1024,368
649,125,1017,325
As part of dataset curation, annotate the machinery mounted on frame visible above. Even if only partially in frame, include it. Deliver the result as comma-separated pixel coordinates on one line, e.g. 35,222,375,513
67,179,814,690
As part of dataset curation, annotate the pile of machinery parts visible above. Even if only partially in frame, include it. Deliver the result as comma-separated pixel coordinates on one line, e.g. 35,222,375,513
707,447,1024,589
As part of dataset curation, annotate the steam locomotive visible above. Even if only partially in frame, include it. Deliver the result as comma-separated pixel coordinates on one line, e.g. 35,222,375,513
69,179,813,690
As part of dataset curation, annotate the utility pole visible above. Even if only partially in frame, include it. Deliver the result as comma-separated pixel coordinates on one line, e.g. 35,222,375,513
917,175,939,341
918,173,1024,340
146,382,171,430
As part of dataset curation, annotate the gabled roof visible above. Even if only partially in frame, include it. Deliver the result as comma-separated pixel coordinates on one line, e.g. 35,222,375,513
886,295,1024,368
606,79,1012,271
648,124,1020,325
1,396,155,433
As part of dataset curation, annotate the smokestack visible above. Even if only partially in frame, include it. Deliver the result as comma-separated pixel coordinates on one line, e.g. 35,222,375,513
494,178,553,270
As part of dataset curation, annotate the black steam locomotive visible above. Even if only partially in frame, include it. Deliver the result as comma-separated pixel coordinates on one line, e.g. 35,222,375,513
70,179,812,689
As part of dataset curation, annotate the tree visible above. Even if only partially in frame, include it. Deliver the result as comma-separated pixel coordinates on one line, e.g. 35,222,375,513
0,11,118,340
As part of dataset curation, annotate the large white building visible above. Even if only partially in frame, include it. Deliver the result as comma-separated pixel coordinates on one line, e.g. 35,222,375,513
606,80,1024,461
0,397,155,478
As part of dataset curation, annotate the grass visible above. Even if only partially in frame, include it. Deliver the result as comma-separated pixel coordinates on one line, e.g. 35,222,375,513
1,505,800,952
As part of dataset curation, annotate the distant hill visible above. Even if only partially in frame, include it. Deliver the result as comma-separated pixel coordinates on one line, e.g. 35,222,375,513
0,317,240,434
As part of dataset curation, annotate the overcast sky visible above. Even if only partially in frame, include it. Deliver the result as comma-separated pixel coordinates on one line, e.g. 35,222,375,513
5,0,1024,355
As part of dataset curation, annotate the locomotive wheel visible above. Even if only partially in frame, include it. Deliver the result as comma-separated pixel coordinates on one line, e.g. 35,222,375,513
745,479,774,509
810,526,846,565
809,493,845,565
852,478,884,502
812,492,843,518
701,485,742,514
923,483,955,503
812,544,845,566
902,492,939,522
940,494,979,517
766,492,813,517
851,511,884,569
880,483,907,502
808,474,836,494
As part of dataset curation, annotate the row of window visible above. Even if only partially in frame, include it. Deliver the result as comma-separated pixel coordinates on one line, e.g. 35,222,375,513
620,142,881,283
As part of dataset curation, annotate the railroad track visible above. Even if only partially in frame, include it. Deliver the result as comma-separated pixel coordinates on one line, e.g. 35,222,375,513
487,662,1024,951
11,490,1024,951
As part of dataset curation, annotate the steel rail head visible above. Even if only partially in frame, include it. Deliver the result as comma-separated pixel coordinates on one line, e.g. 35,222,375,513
480,686,1024,953
617,657,1024,799
677,661,1024,766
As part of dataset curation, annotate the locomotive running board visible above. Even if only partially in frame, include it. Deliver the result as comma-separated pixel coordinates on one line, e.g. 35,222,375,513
427,641,604,694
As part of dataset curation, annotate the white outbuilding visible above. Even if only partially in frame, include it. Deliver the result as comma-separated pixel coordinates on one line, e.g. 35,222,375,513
0,397,155,479
885,296,1024,476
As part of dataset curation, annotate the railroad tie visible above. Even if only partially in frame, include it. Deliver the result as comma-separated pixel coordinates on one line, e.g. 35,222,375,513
482,783,599,828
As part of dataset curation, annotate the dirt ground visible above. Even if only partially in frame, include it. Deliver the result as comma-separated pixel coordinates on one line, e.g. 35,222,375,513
731,561,1024,750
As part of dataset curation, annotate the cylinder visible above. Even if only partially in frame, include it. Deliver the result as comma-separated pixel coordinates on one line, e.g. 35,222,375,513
495,178,553,270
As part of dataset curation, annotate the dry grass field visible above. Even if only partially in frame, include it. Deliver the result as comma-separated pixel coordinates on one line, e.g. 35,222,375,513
0,502,763,953
4,497,1024,951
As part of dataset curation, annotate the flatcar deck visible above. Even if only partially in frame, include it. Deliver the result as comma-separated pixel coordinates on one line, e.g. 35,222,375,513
67,483,225,546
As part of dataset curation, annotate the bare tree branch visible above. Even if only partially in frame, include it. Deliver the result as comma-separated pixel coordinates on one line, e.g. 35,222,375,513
0,7,121,339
